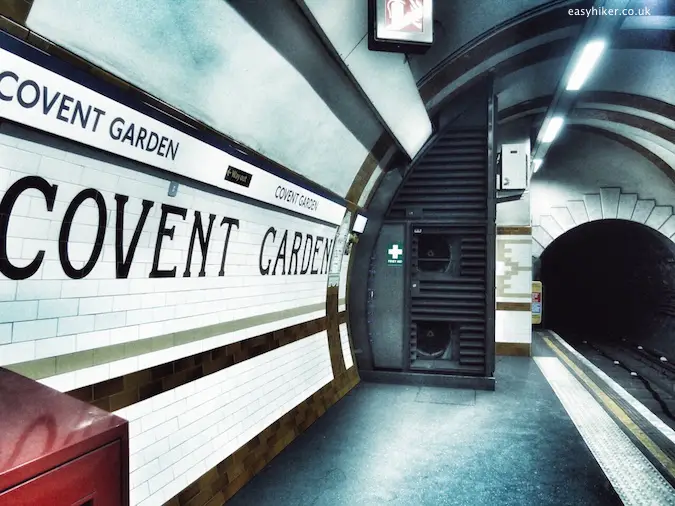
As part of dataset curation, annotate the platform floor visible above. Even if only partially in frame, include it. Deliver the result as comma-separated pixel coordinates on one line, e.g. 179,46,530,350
228,344,634,505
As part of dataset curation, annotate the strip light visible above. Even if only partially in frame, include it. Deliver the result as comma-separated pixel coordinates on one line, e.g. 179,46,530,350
533,159,543,172
543,116,565,143
566,40,606,91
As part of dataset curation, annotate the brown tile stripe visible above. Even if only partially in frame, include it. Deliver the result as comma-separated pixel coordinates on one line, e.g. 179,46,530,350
345,133,394,205
614,28,675,53
498,95,552,122
498,99,675,183
500,92,675,125
499,95,675,185
325,287,346,376
496,302,531,311
571,108,675,145
497,226,532,235
0,15,28,40
580,91,675,119
0,0,32,24
496,342,531,357
164,366,359,506
66,316,328,412
569,125,675,186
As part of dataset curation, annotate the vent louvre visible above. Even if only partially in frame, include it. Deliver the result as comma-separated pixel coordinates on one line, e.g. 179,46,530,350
391,128,489,373
388,129,488,222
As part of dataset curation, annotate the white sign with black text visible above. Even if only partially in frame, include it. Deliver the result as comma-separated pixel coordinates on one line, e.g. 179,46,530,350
0,47,345,225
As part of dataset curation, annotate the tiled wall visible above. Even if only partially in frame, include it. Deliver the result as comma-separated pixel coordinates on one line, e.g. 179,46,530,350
116,332,333,506
339,322,354,370
0,123,360,505
495,226,532,355
338,253,350,311
0,124,333,373
496,235,532,303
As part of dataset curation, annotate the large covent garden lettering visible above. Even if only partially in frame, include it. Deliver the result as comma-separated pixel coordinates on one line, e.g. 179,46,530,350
0,176,335,281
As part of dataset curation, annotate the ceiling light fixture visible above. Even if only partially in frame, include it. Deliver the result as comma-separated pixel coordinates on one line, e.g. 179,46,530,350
542,116,565,143
566,40,606,91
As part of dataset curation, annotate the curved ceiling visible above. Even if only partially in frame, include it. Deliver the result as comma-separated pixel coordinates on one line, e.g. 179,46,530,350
2,0,674,207
416,1,675,187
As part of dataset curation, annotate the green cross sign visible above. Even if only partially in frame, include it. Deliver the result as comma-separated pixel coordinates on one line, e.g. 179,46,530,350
387,243,403,265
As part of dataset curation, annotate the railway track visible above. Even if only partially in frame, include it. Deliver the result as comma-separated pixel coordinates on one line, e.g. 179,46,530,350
573,338,675,430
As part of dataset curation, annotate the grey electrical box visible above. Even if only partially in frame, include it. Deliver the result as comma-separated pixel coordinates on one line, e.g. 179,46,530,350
501,142,529,190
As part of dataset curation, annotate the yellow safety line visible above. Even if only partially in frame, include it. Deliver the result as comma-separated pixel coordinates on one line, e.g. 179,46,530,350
542,334,675,479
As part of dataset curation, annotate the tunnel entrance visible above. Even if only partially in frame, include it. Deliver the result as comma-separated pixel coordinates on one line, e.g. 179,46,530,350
539,219,675,355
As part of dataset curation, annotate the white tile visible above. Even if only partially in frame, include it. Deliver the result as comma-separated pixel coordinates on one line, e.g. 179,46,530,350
40,260,67,280
7,216,51,239
12,318,58,342
35,335,76,359
109,325,139,345
74,363,110,387
38,156,83,184
130,483,150,505
57,315,95,336
6,237,23,261
109,356,140,378
130,459,161,490
94,311,127,331
0,340,35,365
129,452,146,473
0,281,17,302
38,372,76,392
98,279,133,297
78,296,114,315
141,437,171,465
141,410,168,433
113,294,144,311
0,300,38,323
60,279,100,298
119,332,332,506
0,324,11,345
0,145,41,173
38,298,79,319
75,329,111,352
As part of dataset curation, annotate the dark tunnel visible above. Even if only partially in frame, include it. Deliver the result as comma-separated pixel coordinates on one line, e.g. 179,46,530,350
538,219,675,356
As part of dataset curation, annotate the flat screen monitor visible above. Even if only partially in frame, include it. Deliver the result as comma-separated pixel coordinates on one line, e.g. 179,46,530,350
370,0,434,52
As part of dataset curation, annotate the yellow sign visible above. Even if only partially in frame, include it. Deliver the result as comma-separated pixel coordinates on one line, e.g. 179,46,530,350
532,281,542,325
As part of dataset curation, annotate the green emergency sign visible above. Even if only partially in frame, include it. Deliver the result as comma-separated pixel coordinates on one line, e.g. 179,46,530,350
387,243,403,265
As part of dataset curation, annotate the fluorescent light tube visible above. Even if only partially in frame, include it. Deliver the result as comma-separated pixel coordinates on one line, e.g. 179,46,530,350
543,116,565,143
533,159,543,172
566,40,606,91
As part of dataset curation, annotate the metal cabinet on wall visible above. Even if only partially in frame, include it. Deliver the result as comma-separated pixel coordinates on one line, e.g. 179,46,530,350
366,88,497,379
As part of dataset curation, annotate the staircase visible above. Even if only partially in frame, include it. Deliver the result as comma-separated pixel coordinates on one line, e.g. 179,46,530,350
532,187,675,257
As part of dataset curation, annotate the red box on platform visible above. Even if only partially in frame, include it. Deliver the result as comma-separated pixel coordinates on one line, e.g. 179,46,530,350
0,368,129,506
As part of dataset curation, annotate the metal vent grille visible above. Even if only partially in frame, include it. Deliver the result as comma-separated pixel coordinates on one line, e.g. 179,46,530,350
394,127,490,375
410,228,487,372
387,129,487,221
